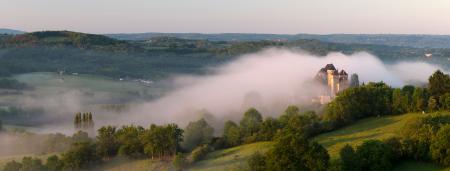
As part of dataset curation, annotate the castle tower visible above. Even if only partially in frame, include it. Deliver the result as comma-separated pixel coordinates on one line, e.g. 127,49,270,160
316,64,350,99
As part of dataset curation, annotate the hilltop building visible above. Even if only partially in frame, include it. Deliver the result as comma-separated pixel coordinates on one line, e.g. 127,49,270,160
316,64,349,104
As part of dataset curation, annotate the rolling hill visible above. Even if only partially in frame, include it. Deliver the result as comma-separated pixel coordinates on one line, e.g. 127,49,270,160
85,112,449,171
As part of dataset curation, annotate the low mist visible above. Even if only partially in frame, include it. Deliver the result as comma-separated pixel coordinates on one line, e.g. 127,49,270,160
116,49,448,126
2,48,448,134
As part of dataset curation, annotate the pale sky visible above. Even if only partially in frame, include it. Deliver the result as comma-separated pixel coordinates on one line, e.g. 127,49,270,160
1,0,450,34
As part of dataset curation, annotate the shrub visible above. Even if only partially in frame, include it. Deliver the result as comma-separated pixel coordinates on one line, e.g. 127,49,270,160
430,125,450,167
189,145,212,163
172,153,189,171
248,152,267,171
356,140,393,171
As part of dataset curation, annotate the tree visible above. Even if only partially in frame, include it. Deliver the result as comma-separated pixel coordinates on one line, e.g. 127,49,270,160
222,121,241,147
96,126,119,160
21,157,45,171
46,155,64,171
356,140,393,171
428,96,438,112
257,117,282,141
439,93,450,110
181,119,214,151
3,160,22,171
350,73,359,87
428,70,450,97
62,142,99,170
72,130,91,143
265,131,329,171
116,125,145,158
339,144,358,171
141,124,183,159
240,108,263,141
430,125,450,167
392,88,409,114
412,87,426,112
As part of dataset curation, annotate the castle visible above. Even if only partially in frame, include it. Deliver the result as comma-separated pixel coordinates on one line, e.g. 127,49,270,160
316,64,349,104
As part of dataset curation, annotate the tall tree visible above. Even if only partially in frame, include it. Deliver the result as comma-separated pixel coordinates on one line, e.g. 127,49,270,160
265,131,329,171
350,73,360,87
428,70,450,97
181,119,214,151
222,121,241,147
240,108,263,138
412,87,426,112
96,126,119,160
340,144,358,171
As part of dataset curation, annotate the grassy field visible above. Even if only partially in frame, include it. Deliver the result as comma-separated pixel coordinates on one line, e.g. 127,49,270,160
313,112,422,159
187,112,449,171
2,112,447,170
189,141,273,171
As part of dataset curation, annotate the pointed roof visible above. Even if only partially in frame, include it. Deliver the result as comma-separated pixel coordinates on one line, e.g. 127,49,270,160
340,70,348,75
324,64,336,71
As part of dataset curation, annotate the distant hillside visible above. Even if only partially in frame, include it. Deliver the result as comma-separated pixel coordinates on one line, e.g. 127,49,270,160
0,30,448,80
107,33,450,49
1,31,136,52
0,28,25,35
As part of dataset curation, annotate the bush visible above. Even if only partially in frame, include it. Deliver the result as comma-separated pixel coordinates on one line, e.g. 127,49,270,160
45,155,64,171
430,125,450,167
339,144,358,171
248,152,267,171
189,145,212,163
172,153,189,171
265,131,329,171
356,140,393,171
3,160,22,171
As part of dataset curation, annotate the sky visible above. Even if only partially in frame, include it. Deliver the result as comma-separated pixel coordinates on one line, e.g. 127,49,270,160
1,0,450,34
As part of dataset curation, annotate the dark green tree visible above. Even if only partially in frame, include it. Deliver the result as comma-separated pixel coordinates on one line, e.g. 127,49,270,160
62,142,99,170
3,160,22,171
45,155,64,171
428,70,450,97
222,121,241,147
116,125,145,158
356,140,393,171
265,131,329,171
257,117,282,141
412,87,426,112
96,126,119,160
240,108,263,142
339,144,358,171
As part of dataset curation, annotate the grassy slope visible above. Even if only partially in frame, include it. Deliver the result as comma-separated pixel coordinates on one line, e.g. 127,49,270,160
313,112,421,159
188,112,449,171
